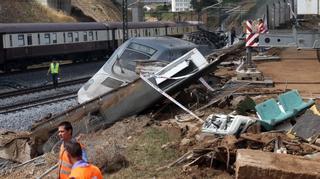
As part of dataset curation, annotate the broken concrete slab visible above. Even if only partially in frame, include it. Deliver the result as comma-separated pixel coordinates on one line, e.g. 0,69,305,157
235,149,320,179
0,130,31,163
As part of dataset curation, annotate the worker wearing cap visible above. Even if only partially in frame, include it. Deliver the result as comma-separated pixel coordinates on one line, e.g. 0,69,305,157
57,121,88,179
64,141,103,179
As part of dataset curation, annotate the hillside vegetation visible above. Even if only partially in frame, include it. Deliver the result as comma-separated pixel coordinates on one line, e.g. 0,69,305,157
0,0,76,23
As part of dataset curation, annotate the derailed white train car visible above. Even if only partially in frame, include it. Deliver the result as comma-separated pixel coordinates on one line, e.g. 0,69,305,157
77,36,204,104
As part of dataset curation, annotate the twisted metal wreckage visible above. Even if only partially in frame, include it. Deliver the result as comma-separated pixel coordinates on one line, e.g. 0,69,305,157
0,42,244,165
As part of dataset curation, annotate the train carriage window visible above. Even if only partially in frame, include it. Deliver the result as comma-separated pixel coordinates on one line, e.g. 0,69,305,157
44,33,50,45
63,33,66,43
95,31,98,40
52,33,57,44
18,34,25,46
74,32,79,42
27,34,32,45
9,35,12,47
83,32,88,41
67,32,73,43
89,31,94,41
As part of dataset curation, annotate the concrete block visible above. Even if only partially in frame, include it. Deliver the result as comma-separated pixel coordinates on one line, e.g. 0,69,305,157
236,149,320,179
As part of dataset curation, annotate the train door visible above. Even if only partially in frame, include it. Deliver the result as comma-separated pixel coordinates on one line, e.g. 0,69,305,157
111,29,117,51
25,34,32,57
0,34,5,66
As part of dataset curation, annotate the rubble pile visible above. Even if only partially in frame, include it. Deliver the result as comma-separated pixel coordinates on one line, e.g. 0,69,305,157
1,43,320,178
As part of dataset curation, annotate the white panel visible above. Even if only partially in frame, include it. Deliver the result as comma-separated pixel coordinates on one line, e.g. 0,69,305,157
3,35,9,48
108,30,113,40
297,0,318,15
32,33,38,45
155,48,208,84
97,30,108,41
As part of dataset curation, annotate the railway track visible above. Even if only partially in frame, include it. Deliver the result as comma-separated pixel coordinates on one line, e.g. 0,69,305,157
0,77,90,99
0,77,90,114
0,92,77,114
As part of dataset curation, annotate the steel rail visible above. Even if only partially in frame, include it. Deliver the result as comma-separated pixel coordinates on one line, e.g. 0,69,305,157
0,93,77,114
0,77,90,99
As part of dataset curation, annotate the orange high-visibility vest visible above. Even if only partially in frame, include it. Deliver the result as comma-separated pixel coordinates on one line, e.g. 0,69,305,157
58,143,86,179
69,164,103,179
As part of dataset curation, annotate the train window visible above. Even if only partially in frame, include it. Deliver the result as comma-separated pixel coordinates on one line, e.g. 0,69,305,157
9,35,12,47
52,33,57,44
27,34,32,45
74,32,79,42
18,34,25,46
155,28,158,35
89,31,94,41
63,33,66,43
67,32,73,43
83,32,88,41
44,33,50,45
118,49,151,71
95,31,98,40
128,43,157,56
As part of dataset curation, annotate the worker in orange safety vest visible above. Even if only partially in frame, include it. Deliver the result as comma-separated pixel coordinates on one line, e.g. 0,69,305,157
64,141,103,179
57,121,88,179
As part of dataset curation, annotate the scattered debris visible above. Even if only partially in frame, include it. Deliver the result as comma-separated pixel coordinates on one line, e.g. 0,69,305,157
289,110,320,142
202,114,256,135
231,96,256,115
2,40,320,178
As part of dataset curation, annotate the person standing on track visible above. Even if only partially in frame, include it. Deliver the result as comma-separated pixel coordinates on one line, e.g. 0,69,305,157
48,60,60,88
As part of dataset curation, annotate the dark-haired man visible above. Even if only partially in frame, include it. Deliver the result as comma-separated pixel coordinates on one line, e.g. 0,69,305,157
57,121,88,179
64,141,102,179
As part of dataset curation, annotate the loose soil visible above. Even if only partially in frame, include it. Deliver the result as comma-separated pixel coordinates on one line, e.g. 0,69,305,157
256,48,320,96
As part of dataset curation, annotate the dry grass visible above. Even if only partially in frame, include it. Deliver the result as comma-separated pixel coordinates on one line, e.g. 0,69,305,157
0,0,75,23
43,6,76,22
109,127,182,178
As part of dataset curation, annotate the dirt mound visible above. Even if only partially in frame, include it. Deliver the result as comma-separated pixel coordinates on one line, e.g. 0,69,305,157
72,0,121,22
0,0,75,23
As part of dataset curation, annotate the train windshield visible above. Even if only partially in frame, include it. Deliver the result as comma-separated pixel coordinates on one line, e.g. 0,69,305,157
116,43,157,71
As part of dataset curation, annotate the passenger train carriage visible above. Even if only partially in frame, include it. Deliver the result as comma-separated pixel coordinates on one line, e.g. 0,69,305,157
0,21,200,71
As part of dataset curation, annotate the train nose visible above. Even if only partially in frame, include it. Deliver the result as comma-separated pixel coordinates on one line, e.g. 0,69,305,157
77,79,94,103
77,88,91,104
